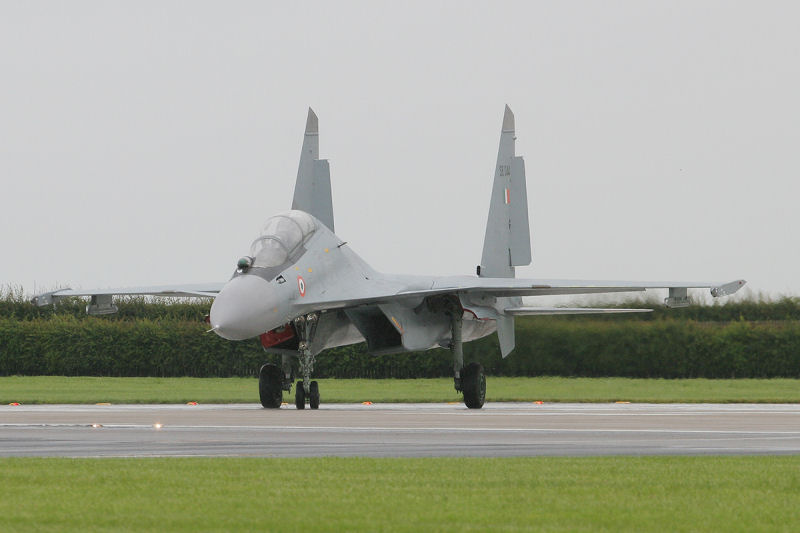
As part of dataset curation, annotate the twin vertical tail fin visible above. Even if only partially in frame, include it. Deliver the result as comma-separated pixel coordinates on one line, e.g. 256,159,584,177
479,105,533,358
292,108,335,232
479,105,531,279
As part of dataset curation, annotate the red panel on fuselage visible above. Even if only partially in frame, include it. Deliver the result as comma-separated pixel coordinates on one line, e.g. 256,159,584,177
259,325,295,348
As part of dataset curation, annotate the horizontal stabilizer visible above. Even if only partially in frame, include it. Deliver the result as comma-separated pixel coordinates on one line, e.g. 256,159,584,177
505,307,653,316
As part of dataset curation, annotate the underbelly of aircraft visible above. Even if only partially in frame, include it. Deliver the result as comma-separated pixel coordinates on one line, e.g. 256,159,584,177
319,309,496,356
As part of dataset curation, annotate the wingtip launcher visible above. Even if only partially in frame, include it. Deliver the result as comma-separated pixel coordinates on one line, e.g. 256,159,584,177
665,279,747,308
710,279,747,298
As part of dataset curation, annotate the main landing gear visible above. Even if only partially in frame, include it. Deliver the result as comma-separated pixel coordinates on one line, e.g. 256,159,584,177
258,354,295,409
461,361,486,409
259,312,322,409
450,304,486,409
258,363,283,408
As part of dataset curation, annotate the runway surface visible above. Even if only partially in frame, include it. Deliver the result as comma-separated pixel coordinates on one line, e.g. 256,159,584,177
2,402,800,457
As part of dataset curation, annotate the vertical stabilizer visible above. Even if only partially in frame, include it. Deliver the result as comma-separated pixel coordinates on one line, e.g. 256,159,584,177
292,108,335,232
479,105,531,278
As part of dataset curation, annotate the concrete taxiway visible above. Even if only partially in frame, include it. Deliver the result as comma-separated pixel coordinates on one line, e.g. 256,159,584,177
2,402,800,457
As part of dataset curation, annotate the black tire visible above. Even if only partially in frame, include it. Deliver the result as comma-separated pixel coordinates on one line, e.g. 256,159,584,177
295,380,306,410
462,362,486,409
258,364,283,408
309,381,320,409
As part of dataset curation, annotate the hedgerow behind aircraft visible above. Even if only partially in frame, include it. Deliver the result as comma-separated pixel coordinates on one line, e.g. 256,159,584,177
34,106,745,409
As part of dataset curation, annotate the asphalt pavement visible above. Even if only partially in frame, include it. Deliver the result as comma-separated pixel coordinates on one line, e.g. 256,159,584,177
2,402,800,457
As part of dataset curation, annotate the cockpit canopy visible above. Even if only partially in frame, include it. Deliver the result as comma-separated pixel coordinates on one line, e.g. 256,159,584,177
249,210,316,268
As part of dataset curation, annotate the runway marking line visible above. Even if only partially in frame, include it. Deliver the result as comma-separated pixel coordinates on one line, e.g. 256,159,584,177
4,423,800,437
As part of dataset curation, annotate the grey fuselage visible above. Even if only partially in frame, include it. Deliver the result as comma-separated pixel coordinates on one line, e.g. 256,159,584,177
208,212,500,356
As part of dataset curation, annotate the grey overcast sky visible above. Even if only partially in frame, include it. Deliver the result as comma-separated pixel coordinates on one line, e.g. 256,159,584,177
1,1,798,299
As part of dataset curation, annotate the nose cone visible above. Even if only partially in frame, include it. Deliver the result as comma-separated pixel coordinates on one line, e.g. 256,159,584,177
210,275,278,340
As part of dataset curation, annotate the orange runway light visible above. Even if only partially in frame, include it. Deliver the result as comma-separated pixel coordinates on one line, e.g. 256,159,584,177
8,402,20,406
186,401,198,406
361,401,373,405
534,401,544,405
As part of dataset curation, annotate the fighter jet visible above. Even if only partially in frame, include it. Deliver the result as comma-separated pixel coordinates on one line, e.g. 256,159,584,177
33,106,745,409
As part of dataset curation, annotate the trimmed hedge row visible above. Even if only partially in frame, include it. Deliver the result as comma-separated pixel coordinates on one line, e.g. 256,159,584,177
4,296,800,322
0,316,258,377
501,319,800,379
2,316,800,379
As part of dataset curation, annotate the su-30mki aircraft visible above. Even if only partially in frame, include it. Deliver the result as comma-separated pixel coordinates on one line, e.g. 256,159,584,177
34,106,745,409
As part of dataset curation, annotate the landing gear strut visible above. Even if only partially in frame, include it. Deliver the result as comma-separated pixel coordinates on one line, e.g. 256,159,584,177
293,313,321,409
451,311,464,393
449,304,485,409
281,354,293,392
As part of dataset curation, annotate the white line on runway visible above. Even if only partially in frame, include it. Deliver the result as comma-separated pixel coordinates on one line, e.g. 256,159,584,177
5,403,800,414
4,423,800,436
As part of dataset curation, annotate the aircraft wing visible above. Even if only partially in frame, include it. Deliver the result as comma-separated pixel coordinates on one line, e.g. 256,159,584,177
300,278,746,312
32,283,224,307
428,277,747,297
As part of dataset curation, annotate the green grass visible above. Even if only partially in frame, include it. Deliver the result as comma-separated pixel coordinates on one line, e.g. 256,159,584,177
3,376,800,404
1,457,799,532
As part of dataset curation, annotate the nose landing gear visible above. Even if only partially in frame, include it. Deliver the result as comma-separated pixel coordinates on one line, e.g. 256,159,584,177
293,313,320,410
258,312,322,409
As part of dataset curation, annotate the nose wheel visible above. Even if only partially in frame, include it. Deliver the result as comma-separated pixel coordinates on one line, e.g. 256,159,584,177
295,380,320,409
